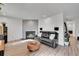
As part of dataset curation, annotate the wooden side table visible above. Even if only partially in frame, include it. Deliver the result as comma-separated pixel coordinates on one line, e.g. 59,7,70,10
0,40,5,56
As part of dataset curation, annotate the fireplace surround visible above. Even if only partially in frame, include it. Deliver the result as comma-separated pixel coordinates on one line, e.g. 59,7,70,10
26,31,35,39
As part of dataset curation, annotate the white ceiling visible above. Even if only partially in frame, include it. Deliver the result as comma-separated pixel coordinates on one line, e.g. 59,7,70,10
2,3,79,20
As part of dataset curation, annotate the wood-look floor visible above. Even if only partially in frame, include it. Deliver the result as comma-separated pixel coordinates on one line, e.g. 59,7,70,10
29,43,79,56
4,37,79,56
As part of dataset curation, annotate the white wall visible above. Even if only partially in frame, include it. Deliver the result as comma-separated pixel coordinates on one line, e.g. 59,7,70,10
0,16,22,41
38,13,64,46
23,20,38,38
74,18,79,37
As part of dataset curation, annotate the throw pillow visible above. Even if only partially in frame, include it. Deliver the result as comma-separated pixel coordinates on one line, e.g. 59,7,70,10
49,34,55,40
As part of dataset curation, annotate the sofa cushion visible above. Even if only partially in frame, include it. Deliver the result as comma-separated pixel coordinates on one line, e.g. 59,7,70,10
40,38,52,43
41,33,50,39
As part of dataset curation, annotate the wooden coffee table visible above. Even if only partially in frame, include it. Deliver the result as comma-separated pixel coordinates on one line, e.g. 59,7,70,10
27,39,40,52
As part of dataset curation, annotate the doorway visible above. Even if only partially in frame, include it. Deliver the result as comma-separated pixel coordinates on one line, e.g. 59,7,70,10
66,20,76,36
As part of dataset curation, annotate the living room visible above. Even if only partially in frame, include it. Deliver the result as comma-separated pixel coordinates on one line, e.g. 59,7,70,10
0,3,79,56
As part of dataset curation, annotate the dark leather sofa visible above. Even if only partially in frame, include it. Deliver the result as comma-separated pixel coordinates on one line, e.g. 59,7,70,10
38,31,58,48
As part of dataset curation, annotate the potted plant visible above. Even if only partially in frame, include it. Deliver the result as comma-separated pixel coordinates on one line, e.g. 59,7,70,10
64,33,69,46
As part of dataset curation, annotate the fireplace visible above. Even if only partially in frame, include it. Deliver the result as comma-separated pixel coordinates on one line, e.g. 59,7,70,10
26,31,35,39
